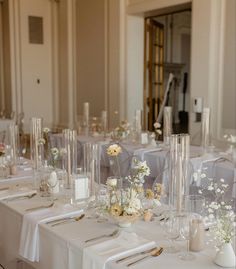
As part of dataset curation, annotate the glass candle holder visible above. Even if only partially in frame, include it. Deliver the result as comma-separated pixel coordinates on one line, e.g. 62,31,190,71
63,129,77,189
201,108,210,150
163,106,172,145
30,117,43,170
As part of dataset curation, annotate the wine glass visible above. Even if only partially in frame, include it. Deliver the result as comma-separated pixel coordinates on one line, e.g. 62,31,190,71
185,194,205,216
162,211,180,253
179,213,196,260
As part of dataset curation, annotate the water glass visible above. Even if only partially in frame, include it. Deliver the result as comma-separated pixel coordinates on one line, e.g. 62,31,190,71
179,213,196,261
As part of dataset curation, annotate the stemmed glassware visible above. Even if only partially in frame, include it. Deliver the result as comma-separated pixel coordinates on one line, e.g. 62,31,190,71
179,213,197,260
162,210,180,253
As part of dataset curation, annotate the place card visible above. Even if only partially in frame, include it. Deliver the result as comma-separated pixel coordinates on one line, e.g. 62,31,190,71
74,175,89,201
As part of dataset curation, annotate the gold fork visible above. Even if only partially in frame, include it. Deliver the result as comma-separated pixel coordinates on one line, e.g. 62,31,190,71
51,214,85,227
25,202,54,212
84,229,119,243
127,247,163,267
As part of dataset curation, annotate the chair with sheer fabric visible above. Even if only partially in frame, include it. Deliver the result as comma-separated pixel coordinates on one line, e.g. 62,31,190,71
104,142,133,180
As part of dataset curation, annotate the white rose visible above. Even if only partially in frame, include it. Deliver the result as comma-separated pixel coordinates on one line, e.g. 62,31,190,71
153,122,161,129
129,198,141,211
106,178,117,187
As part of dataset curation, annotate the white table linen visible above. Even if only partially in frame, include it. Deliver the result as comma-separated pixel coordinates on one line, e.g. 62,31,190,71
19,203,83,262
0,194,231,269
83,231,155,269
0,188,36,200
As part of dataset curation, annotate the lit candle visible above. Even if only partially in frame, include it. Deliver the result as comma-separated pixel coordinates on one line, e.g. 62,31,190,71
101,110,108,133
83,102,90,127
135,109,142,132
67,143,71,187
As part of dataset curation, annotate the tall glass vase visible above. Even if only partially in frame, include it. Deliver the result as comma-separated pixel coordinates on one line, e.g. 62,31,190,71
63,129,77,189
83,102,90,136
30,117,43,170
101,110,108,137
169,134,190,213
83,142,101,200
179,134,190,211
163,106,172,145
201,108,210,151
169,135,179,210
134,109,142,133
7,124,19,166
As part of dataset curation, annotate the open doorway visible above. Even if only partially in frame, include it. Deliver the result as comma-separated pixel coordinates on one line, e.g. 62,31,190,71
143,8,192,134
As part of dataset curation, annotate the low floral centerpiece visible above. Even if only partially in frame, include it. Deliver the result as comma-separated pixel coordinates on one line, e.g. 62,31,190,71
197,175,236,267
105,144,151,227
111,120,130,141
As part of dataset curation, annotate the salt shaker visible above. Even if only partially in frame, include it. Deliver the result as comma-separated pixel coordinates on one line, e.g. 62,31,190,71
190,218,205,252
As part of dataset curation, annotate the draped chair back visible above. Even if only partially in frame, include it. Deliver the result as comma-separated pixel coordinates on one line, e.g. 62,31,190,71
104,143,133,179
0,131,6,144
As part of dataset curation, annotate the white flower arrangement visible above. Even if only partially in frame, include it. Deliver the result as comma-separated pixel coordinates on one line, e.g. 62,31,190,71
153,121,162,140
107,144,122,157
104,156,151,218
198,176,236,244
126,159,150,188
223,134,236,144
112,120,130,141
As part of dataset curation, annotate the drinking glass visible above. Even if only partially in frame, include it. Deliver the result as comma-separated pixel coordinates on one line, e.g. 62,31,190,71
162,211,180,253
179,213,196,260
185,194,205,217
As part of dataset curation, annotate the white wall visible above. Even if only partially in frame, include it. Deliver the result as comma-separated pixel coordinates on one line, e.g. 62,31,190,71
221,0,236,135
8,0,54,129
20,0,53,127
126,15,144,123
76,0,106,118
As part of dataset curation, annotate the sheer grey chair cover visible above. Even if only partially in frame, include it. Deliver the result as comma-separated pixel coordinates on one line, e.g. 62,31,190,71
103,143,133,180
0,131,6,144
190,157,235,203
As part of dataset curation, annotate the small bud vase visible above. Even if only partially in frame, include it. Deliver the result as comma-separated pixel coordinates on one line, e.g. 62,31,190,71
214,242,236,268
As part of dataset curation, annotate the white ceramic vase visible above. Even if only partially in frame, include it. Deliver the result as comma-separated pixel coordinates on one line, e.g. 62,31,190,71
214,242,236,268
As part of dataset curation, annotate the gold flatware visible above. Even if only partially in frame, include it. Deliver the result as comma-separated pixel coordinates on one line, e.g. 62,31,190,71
0,187,10,191
84,229,119,243
46,213,84,225
3,192,37,202
51,214,85,227
25,202,54,212
127,247,163,267
116,247,157,263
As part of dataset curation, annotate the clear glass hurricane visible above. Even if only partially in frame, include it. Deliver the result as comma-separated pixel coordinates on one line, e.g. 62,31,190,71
162,211,180,253
178,213,196,261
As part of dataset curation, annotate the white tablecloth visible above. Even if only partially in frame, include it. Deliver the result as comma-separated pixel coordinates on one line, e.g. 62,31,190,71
0,194,232,269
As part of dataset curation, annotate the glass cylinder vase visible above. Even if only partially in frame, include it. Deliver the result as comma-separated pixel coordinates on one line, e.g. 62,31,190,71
169,134,190,213
201,108,210,151
7,124,19,166
163,106,172,145
30,117,43,170
63,129,77,189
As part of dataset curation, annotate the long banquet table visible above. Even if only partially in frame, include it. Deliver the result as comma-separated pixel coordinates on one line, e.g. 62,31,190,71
0,139,235,269
0,191,231,269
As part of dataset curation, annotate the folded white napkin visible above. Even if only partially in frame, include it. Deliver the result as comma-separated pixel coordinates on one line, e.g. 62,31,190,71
19,204,83,262
83,231,155,269
0,188,36,200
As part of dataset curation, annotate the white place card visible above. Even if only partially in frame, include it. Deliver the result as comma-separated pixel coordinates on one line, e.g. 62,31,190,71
74,175,89,200
141,132,149,145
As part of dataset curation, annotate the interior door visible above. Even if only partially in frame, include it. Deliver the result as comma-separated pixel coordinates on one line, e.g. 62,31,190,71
144,18,164,131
